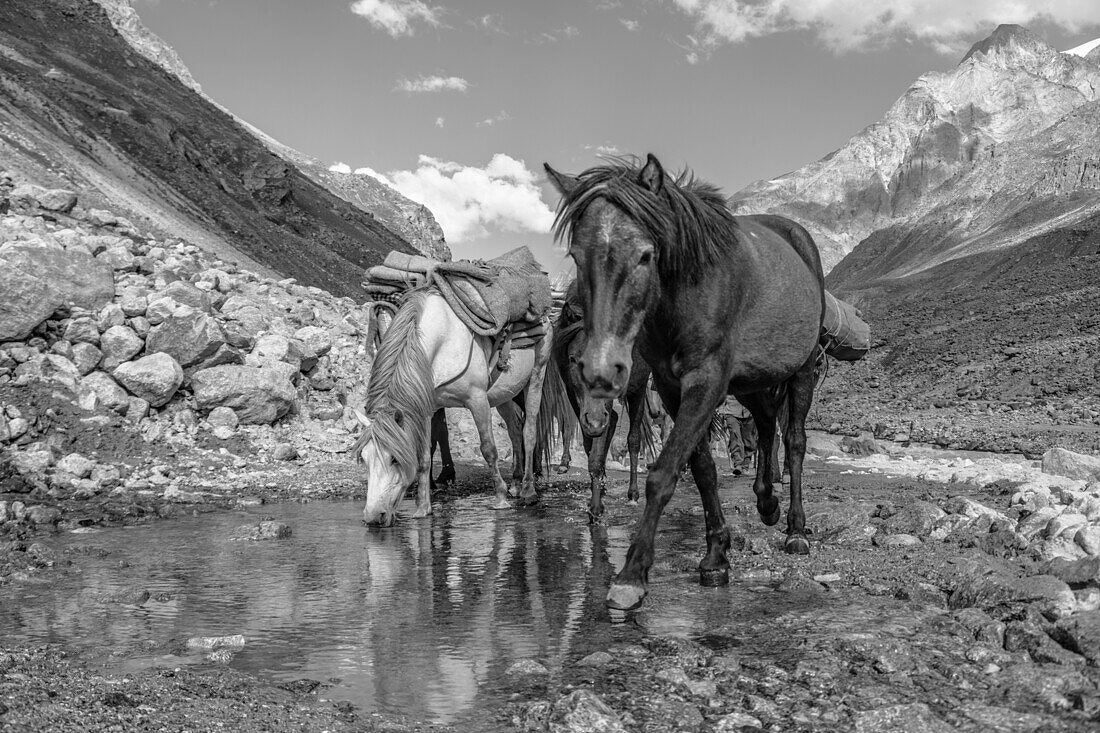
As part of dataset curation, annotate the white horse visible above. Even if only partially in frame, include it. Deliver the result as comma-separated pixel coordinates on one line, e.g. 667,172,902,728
354,288,555,526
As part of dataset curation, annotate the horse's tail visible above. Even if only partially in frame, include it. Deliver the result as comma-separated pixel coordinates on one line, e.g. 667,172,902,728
536,343,571,476
639,401,658,461
708,411,729,445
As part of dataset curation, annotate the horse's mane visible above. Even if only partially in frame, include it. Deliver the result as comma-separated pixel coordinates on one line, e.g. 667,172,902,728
551,156,735,281
354,290,434,471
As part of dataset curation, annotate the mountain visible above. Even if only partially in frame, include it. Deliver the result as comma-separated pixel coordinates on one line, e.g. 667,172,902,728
93,0,449,261
730,24,1100,275
0,0,427,298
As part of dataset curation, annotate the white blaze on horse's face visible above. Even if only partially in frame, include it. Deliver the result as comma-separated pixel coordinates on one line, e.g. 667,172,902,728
572,200,656,399
361,438,413,526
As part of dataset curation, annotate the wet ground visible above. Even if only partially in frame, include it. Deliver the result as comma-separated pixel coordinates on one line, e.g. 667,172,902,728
2,456,1099,731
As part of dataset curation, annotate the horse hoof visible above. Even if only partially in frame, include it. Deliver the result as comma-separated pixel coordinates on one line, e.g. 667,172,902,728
784,535,810,555
759,500,781,527
626,499,639,507
411,506,432,518
490,498,512,510
556,464,570,474
606,583,646,610
699,568,730,587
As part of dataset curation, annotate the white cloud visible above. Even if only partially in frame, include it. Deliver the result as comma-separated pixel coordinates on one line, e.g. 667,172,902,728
435,117,446,128
620,18,640,31
354,166,393,186
329,162,352,174
667,0,1100,54
395,75,469,93
351,154,555,243
350,0,441,37
476,110,511,128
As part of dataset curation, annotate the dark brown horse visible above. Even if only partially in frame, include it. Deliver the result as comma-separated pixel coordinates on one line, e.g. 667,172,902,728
545,154,825,610
551,280,651,521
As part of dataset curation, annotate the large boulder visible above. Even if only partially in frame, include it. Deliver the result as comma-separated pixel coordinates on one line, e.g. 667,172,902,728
191,365,296,424
99,325,144,370
0,264,60,340
1043,447,1100,482
949,572,1075,619
112,353,184,407
80,371,130,413
144,308,226,369
0,244,114,311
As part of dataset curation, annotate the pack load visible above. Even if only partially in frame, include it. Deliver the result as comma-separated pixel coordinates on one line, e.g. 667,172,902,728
822,291,870,361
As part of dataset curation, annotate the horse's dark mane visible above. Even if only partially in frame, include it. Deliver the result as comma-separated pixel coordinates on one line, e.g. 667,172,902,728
551,157,735,280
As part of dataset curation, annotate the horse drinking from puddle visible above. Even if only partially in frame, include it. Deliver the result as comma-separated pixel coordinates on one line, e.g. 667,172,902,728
354,289,555,525
545,154,825,610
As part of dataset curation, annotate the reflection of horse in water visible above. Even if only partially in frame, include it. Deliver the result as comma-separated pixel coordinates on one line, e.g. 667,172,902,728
354,289,556,524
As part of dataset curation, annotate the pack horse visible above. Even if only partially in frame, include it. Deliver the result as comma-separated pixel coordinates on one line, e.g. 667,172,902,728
545,154,826,610
354,248,557,525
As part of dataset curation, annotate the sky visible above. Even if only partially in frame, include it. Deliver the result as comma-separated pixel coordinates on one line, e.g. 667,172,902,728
132,1,1100,274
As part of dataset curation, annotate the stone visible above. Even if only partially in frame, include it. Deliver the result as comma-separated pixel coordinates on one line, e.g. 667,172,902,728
118,287,148,317
233,521,292,540
1051,611,1100,664
953,607,1006,646
34,187,78,213
164,280,212,311
840,431,879,456
715,712,764,731
247,334,301,371
293,325,332,359
1076,525,1100,556
854,703,953,733
185,343,244,375
944,496,1007,521
1076,587,1100,613
1042,447,1100,482
576,651,613,667
96,247,136,272
1017,507,1061,540
144,309,225,369
211,425,236,440
273,443,298,461
875,533,922,547
1044,556,1100,585
98,302,127,331
548,689,627,733
185,635,246,650
144,296,178,325
207,406,239,430
56,453,95,479
0,245,114,310
1046,512,1088,540
70,342,102,375
91,464,122,486
129,316,151,338
7,418,29,441
81,371,130,413
949,573,1076,619
506,659,549,676
62,317,100,345
10,449,54,475
15,354,80,390
112,353,184,407
882,500,946,535
99,325,144,370
0,263,59,340
191,365,296,424
126,396,150,421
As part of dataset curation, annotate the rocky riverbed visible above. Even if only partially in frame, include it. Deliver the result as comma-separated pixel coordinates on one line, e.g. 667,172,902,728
3,174,1100,730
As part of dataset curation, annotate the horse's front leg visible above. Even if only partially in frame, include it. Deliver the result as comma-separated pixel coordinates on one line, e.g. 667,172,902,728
466,391,510,510
782,356,818,555
558,411,577,474
624,387,646,504
586,405,617,523
497,400,525,498
607,367,726,610
432,408,456,486
412,414,433,518
518,358,548,507
740,392,781,527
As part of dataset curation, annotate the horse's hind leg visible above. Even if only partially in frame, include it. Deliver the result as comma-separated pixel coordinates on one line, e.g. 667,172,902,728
432,409,456,486
739,392,781,527
413,414,433,517
587,406,617,522
466,392,510,509
558,410,577,473
689,434,730,587
782,357,816,555
497,400,525,497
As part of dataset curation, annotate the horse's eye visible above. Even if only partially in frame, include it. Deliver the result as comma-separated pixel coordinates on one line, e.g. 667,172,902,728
638,250,653,266
390,457,400,466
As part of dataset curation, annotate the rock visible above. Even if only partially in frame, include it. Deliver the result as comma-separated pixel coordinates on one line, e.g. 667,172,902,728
26,505,61,526
854,703,953,733
949,573,1076,619
233,521,292,540
0,245,114,310
97,302,126,331
144,296,178,325
99,325,144,370
247,334,301,371
1045,512,1088,540
548,689,626,733
144,309,226,368
953,607,1006,645
0,263,59,340
1042,447,1100,482
62,317,100,346
118,287,148,317
96,247,136,272
841,431,879,456
191,365,296,424
81,371,130,413
185,635,246,651
127,396,150,421
273,443,298,461
293,325,332,360
90,464,122,486
11,449,54,475
715,712,763,731
1017,507,1061,540
944,496,1007,521
1076,525,1100,555
186,343,244,375
1044,556,1100,585
874,533,922,547
211,425,236,440
164,280,212,311
32,186,78,213
1076,587,1100,613
1051,611,1100,664
56,452,95,479
506,659,549,676
70,342,102,375
882,500,945,535
7,418,29,441
576,651,613,667
207,406,239,430
15,354,80,390
111,353,184,407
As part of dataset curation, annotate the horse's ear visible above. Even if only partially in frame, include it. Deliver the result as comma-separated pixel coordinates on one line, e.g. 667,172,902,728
544,163,579,197
638,153,664,194
354,409,371,429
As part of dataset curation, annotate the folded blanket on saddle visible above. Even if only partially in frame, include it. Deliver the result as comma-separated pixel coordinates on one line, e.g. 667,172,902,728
822,291,870,361
365,246,551,336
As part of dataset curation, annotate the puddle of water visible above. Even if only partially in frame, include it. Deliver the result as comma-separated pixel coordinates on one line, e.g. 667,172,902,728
0,484,927,728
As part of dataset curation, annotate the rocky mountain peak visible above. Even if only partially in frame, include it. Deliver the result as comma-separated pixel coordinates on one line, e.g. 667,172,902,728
961,24,1052,65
